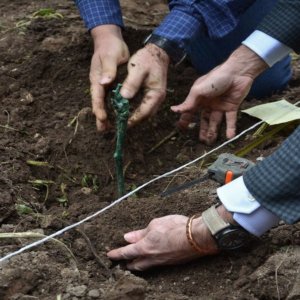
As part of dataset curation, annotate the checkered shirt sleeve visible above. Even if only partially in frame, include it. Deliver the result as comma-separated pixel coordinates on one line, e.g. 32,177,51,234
244,126,300,224
75,0,254,50
154,0,254,50
258,0,300,53
74,0,124,30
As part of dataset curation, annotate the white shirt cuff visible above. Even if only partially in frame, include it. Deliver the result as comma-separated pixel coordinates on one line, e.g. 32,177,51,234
242,30,292,67
217,177,280,237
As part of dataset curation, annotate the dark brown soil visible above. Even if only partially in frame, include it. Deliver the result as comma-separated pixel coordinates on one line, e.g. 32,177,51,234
0,1,300,299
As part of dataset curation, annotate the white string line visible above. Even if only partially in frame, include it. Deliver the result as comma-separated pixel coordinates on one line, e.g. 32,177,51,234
0,120,264,264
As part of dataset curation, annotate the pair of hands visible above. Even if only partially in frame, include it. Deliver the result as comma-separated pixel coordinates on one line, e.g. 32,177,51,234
90,25,267,144
90,25,168,131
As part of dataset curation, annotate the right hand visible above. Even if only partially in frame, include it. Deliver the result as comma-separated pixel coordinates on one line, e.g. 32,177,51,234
120,43,170,127
171,45,268,145
90,25,129,131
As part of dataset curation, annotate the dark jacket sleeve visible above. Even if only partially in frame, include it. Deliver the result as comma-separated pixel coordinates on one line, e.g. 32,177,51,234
244,126,300,224
257,0,300,53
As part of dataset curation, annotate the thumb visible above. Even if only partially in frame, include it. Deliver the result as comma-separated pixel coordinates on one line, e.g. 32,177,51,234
99,56,118,85
171,95,199,114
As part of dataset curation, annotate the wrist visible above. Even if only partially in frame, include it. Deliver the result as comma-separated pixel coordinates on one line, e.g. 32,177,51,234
225,45,268,79
145,43,170,65
144,34,184,65
191,216,218,251
91,25,123,48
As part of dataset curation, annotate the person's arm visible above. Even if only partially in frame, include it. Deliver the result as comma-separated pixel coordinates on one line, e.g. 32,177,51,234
171,0,299,144
257,0,300,53
119,0,255,127
74,1,129,131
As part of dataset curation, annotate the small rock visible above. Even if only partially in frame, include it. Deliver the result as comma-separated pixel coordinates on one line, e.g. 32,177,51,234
40,36,69,52
80,187,92,195
55,111,67,119
66,285,87,297
9,82,20,92
20,91,34,105
88,289,100,298
183,276,190,282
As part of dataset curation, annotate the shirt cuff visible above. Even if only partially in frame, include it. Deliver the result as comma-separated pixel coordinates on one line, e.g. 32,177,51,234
217,177,280,236
242,30,292,67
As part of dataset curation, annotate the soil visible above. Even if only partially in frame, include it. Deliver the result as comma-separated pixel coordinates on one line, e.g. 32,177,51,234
0,1,300,299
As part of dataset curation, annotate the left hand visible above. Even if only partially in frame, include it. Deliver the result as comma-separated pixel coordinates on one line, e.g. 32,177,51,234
107,215,218,271
120,43,170,127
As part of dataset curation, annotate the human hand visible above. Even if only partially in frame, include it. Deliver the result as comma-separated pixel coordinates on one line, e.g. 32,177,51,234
107,214,218,271
171,45,268,145
119,43,170,127
90,25,129,131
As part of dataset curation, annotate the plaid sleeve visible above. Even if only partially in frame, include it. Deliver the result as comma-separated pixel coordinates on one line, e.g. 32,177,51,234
154,0,254,50
257,0,300,53
74,0,124,30
244,125,300,224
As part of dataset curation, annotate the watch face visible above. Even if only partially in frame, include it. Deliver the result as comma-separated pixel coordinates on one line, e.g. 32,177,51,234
216,228,249,250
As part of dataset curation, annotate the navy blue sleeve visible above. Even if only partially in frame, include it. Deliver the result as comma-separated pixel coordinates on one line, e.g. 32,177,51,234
154,0,254,50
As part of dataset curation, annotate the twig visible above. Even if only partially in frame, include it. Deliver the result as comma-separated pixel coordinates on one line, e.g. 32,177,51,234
0,124,28,135
76,227,110,276
147,129,178,154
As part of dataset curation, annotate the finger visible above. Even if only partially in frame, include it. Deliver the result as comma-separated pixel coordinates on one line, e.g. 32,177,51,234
124,229,147,243
90,81,109,132
128,89,165,127
99,55,118,85
120,64,147,99
126,257,156,271
176,112,197,130
171,87,203,114
107,243,141,261
225,111,237,139
199,110,210,143
206,111,223,145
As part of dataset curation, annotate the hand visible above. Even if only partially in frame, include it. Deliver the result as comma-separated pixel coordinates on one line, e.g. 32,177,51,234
120,43,170,127
107,214,218,271
90,25,129,131
171,45,268,145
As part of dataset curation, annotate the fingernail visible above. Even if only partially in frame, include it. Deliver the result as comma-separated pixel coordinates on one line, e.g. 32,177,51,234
99,76,112,85
120,88,131,99
124,232,133,241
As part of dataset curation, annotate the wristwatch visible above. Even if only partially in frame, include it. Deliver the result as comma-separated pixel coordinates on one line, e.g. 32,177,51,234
143,33,186,66
202,205,250,250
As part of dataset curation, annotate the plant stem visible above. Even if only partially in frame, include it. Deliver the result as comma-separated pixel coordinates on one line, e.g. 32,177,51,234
112,84,129,196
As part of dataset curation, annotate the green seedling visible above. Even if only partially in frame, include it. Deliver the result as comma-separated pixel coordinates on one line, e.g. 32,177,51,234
81,174,100,192
32,8,63,19
112,84,130,196
57,183,68,206
15,203,33,215
29,179,55,203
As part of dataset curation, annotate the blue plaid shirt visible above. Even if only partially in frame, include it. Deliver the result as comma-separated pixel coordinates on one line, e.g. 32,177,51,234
75,0,255,50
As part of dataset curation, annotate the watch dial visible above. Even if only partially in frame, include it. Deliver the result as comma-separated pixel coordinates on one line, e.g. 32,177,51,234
217,228,249,250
